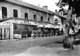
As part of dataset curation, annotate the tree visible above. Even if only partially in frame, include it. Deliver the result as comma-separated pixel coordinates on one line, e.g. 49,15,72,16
57,0,80,17
56,0,80,36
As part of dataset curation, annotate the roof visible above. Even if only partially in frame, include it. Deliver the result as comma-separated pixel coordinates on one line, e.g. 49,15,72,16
3,0,53,14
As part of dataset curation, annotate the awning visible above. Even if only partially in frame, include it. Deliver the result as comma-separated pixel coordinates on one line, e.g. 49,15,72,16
53,25,63,30
44,24,54,28
29,21,38,25
37,24,44,27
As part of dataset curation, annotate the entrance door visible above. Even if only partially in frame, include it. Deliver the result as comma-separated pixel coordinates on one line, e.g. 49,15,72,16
0,28,2,40
4,28,10,39
0,28,10,40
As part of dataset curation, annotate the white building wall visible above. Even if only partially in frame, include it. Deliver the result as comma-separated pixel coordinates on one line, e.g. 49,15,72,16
0,2,53,23
0,2,22,19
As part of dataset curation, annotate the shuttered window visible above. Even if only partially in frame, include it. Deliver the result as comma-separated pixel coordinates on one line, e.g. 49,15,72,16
2,7,7,18
13,9,18,17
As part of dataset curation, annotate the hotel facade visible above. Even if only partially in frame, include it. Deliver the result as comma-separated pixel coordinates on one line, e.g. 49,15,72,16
0,0,63,40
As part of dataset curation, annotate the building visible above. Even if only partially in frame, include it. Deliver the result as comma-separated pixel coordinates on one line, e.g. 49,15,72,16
0,0,56,40
53,9,68,35
0,0,54,21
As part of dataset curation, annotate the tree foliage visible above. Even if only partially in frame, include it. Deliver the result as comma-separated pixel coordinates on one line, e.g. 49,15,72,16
57,0,80,16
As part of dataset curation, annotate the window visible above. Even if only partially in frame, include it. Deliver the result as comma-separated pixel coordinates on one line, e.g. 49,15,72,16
2,7,7,18
13,9,18,17
41,16,43,21
48,18,50,21
25,13,28,20
54,19,58,25
33,15,37,21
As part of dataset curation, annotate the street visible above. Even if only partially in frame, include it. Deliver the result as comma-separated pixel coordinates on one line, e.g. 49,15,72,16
0,40,80,56
14,43,80,56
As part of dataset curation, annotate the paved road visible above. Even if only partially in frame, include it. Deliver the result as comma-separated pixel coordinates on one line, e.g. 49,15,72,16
14,43,80,56
0,36,80,56
0,42,80,56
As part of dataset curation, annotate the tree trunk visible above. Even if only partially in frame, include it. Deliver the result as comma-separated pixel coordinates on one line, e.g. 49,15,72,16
65,6,73,36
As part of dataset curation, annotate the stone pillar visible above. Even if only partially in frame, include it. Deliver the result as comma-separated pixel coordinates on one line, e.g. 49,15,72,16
10,24,14,40
2,28,4,40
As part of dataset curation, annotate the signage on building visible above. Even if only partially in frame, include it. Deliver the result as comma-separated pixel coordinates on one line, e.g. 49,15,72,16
13,19,30,25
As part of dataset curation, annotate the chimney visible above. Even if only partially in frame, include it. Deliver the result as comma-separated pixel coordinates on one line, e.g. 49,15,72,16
42,6,48,10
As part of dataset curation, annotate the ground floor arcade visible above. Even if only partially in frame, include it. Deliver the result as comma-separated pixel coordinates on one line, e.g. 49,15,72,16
0,18,63,40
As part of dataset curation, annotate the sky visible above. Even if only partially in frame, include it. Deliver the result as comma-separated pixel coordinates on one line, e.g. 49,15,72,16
22,0,60,12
